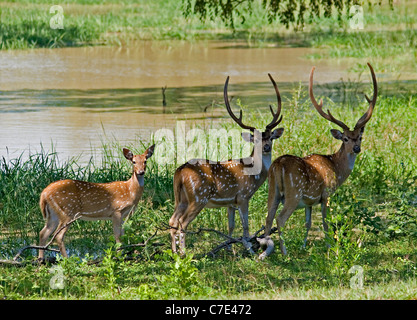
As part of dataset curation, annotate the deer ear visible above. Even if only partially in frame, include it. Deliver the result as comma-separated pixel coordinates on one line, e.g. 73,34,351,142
330,129,343,140
271,127,284,140
146,144,155,159
241,132,254,143
123,148,133,161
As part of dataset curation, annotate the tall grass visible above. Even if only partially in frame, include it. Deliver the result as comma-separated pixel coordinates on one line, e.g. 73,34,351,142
0,143,172,258
0,86,416,299
0,79,417,299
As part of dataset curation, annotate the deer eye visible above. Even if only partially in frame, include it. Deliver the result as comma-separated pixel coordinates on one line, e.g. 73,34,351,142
132,161,136,164
343,137,349,142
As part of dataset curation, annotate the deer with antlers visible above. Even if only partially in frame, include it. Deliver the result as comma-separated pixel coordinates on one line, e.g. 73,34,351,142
38,145,155,259
259,63,377,258
169,74,285,255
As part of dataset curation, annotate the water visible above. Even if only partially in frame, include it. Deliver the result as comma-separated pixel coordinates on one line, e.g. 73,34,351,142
0,40,412,163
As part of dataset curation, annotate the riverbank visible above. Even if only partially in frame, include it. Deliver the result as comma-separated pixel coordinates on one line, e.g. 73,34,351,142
1,1,416,75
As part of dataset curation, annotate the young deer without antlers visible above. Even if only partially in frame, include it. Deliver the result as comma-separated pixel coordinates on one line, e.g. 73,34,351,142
38,145,155,259
169,74,284,255
260,63,377,258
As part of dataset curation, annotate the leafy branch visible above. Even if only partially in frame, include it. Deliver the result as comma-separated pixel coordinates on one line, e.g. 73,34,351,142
182,0,392,30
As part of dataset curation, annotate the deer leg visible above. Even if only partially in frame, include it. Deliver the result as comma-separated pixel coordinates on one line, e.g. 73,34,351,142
321,201,331,248
238,201,250,239
112,211,123,243
227,207,236,251
264,186,281,236
264,170,283,236
227,206,236,237
177,201,207,256
38,208,60,260
169,201,188,253
303,206,313,248
259,184,281,259
237,201,255,254
275,198,300,255
54,220,69,258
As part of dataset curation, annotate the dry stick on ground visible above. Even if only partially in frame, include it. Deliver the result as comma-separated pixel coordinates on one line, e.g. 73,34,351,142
0,219,165,266
0,213,82,266
14,213,83,262
117,229,165,258
0,220,277,266
163,222,278,257
205,226,278,258
119,230,160,250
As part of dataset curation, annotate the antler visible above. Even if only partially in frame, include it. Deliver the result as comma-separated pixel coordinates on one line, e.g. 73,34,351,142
224,76,256,131
266,73,283,131
354,62,378,130
309,66,350,131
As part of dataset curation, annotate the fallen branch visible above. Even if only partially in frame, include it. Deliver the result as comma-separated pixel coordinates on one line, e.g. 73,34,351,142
0,213,82,266
118,230,166,254
163,222,278,258
1,220,278,266
162,85,167,107
205,226,278,257
119,230,159,250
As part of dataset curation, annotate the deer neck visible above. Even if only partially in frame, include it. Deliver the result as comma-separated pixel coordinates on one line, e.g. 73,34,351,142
249,144,272,180
128,171,144,202
332,143,357,186
261,152,272,175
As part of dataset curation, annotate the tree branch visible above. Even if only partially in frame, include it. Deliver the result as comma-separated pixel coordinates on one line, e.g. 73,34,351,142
164,222,278,257
0,213,82,266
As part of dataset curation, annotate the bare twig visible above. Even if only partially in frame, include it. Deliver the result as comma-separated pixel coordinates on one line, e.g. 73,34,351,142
118,229,164,251
12,213,82,263
162,85,167,107
1,219,277,267
164,222,278,257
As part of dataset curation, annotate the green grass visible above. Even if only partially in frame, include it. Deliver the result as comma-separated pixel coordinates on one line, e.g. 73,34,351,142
1,0,416,77
1,1,416,47
0,0,214,49
1,0,416,301
1,86,416,299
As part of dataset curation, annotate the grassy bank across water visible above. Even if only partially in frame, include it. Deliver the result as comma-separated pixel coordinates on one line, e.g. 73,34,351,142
1,1,416,75
0,89,416,299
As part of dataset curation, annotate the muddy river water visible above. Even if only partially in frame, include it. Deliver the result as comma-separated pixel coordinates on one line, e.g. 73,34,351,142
0,40,409,164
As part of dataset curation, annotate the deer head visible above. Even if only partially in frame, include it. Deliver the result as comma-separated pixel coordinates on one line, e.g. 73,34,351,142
123,145,155,176
224,73,284,155
309,63,377,155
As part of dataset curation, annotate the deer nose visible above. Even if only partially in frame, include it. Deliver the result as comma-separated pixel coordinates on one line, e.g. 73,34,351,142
263,144,271,153
353,145,361,153
138,170,145,175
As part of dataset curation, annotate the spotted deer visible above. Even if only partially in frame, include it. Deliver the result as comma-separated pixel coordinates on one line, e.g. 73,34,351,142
169,74,285,255
38,145,155,259
260,63,377,258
